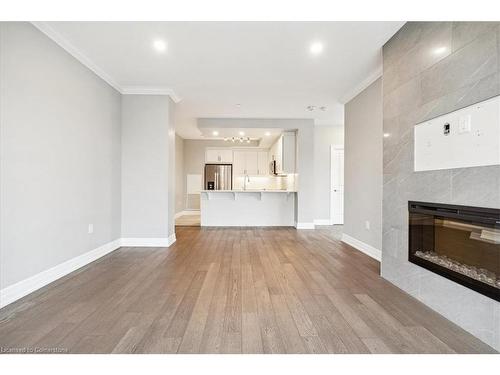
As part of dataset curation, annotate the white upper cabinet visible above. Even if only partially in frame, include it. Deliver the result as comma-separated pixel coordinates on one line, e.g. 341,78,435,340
269,132,296,174
219,149,233,163
205,149,219,163
269,135,283,166
207,148,270,175
245,152,259,175
205,148,233,163
233,151,247,174
257,151,269,175
281,132,296,174
233,150,268,175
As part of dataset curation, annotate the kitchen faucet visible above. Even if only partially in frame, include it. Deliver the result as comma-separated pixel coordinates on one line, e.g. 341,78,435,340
243,174,250,190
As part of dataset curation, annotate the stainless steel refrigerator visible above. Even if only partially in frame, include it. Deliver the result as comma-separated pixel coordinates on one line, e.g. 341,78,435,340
204,164,232,190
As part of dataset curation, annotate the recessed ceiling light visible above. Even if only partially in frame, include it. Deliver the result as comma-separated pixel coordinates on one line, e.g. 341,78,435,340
265,132,271,136
239,131,245,136
433,46,448,55
153,39,167,53
310,41,324,55
212,131,219,136
383,133,391,138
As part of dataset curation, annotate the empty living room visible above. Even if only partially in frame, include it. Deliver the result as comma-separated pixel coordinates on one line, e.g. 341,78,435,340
0,0,499,374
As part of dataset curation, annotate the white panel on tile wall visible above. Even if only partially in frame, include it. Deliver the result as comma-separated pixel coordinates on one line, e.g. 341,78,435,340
415,95,500,172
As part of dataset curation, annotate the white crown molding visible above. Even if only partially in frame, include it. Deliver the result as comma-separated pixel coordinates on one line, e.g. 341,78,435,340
120,87,182,103
341,233,381,261
339,65,383,105
31,21,122,92
30,22,181,103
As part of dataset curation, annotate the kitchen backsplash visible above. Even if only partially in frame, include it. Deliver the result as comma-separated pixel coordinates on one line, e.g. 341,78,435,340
233,174,297,191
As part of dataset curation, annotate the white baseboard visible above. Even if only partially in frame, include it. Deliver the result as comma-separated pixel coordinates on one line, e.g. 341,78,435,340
0,238,121,309
183,210,200,215
167,233,176,246
174,210,200,219
0,234,178,309
120,234,176,247
295,222,315,230
341,233,381,261
313,219,332,226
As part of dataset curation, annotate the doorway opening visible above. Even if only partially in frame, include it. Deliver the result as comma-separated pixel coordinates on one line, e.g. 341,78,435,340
330,145,344,225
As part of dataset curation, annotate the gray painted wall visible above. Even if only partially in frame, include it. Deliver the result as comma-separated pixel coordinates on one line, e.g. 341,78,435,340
175,135,185,214
382,22,500,350
344,79,383,250
121,95,172,239
0,22,121,288
313,125,344,222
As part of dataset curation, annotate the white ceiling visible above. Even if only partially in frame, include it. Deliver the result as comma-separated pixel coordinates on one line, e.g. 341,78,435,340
36,21,404,139
197,127,283,148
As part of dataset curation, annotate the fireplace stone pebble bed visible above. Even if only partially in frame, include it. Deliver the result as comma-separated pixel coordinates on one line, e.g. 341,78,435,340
415,250,500,289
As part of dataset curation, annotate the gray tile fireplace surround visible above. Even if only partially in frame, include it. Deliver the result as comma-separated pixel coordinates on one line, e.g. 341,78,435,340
382,22,500,351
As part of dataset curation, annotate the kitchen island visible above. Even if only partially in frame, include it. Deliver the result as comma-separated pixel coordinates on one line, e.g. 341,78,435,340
200,190,296,227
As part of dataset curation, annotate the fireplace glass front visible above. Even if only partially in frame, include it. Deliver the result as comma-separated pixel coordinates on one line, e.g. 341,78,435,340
408,201,500,302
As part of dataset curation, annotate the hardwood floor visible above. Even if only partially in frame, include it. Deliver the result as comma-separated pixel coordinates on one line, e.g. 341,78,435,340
0,226,496,354
175,213,201,227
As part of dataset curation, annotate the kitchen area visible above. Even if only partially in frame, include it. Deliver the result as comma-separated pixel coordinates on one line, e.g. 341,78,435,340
175,128,298,227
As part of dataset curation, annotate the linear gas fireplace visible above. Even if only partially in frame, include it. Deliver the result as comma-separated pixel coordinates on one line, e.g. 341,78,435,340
409,201,500,302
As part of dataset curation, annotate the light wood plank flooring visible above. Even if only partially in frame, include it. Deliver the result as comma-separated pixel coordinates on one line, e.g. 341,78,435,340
0,226,496,354
175,213,201,227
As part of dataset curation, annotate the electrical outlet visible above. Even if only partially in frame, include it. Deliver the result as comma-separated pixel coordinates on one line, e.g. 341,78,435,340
88,224,94,234
365,221,370,230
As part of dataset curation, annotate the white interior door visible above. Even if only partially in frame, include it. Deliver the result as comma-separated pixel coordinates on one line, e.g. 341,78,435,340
331,146,344,225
